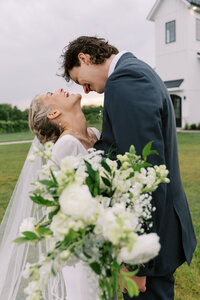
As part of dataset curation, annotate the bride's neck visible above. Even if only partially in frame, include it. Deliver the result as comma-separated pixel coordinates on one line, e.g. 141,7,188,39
59,111,88,139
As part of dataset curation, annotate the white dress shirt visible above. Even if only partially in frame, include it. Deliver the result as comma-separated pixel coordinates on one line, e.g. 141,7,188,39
108,50,128,77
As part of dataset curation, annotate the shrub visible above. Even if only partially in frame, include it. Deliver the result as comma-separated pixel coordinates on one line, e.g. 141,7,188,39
0,120,29,133
184,123,189,130
190,123,197,130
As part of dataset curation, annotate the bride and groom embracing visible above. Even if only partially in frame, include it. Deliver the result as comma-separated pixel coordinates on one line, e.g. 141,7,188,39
0,36,196,300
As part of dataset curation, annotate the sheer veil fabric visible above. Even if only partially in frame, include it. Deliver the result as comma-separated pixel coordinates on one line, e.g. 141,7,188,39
0,137,66,300
0,128,101,300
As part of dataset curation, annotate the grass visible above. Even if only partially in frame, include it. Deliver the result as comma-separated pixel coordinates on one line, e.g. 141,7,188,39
0,143,32,219
0,132,199,299
174,133,200,300
0,131,34,143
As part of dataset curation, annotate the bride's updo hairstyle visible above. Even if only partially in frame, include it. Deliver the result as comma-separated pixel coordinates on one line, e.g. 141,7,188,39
29,95,63,145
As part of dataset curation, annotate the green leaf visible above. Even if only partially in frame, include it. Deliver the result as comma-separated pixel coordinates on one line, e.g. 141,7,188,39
82,246,92,259
30,195,57,207
124,269,138,277
126,277,139,297
63,229,80,246
50,169,58,184
86,176,94,193
51,265,57,276
89,262,101,275
22,231,39,240
101,176,111,187
142,141,158,161
13,237,29,244
39,180,57,188
101,159,111,173
48,206,60,220
36,227,52,236
84,160,97,181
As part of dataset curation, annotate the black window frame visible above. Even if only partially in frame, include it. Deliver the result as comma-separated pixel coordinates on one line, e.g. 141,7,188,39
196,18,200,41
165,20,176,44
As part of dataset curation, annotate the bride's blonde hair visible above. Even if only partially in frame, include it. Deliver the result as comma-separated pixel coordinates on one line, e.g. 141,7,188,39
29,95,63,144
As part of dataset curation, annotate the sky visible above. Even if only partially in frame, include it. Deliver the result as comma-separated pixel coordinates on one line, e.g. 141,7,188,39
0,0,156,109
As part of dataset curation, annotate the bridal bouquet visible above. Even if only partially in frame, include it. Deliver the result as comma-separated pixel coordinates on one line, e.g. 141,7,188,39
15,142,169,300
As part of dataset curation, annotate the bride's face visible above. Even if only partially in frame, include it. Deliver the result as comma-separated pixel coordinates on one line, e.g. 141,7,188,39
41,88,82,113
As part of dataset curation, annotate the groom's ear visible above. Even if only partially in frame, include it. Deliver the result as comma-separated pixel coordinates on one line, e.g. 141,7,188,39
47,109,61,120
78,53,91,65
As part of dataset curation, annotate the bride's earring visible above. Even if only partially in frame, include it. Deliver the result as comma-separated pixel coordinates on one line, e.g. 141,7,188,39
59,123,61,126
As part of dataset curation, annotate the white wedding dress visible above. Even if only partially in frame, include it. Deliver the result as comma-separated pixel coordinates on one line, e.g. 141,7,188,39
52,128,100,300
0,128,101,300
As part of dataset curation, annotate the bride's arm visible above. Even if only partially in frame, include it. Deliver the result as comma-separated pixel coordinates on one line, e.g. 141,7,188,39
89,127,101,140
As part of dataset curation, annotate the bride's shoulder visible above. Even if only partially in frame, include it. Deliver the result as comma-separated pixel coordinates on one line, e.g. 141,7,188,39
52,134,83,164
54,134,79,147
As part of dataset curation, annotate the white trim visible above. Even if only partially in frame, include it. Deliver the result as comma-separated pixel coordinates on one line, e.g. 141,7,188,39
168,87,184,92
146,0,162,21
147,0,193,21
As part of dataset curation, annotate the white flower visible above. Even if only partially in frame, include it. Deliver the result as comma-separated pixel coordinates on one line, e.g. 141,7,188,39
20,217,37,234
24,280,43,295
96,204,137,245
59,183,98,222
117,233,160,265
28,154,36,162
60,249,71,260
50,211,70,239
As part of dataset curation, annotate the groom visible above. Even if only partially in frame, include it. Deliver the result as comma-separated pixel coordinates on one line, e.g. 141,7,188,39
61,36,196,299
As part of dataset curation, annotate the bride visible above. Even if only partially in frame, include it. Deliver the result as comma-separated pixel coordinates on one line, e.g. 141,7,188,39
0,88,102,300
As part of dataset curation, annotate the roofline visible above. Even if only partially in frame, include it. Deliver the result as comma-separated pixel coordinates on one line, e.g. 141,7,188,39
146,0,161,21
147,0,191,22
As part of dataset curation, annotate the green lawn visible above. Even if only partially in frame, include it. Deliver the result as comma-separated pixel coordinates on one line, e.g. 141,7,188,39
0,132,199,299
0,131,34,143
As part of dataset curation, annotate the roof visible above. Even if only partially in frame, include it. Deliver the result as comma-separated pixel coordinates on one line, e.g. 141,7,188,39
147,0,200,21
164,79,184,89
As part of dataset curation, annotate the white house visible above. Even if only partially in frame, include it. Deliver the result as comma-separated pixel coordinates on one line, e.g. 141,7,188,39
147,0,200,127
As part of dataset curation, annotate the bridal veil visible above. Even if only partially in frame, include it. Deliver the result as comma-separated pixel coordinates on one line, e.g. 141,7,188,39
0,137,66,300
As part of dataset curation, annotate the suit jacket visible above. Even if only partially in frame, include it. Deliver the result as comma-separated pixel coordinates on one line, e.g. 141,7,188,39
94,52,196,276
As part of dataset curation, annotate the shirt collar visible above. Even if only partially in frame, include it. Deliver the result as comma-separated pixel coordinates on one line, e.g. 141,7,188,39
108,51,128,77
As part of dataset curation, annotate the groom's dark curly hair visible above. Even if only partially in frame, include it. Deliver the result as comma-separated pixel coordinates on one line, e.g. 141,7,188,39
61,36,119,82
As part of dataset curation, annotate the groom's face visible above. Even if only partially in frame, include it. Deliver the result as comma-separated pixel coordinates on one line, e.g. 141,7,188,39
69,54,107,94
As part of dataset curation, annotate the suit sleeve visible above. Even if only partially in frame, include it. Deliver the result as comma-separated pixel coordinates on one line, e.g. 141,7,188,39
105,71,168,275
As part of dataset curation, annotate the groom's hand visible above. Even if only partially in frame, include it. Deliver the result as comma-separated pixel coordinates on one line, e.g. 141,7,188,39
119,266,146,293
131,276,146,293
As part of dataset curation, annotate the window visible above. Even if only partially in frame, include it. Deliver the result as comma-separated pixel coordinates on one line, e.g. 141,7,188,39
196,19,200,41
165,20,176,44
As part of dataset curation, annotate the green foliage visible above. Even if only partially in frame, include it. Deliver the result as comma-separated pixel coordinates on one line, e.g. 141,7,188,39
0,104,28,121
0,120,29,133
190,123,197,130
184,123,189,130
142,141,158,161
0,103,29,133
30,195,57,207
82,105,103,124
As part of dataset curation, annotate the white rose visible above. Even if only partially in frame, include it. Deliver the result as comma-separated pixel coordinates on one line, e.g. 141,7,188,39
117,233,160,265
20,217,37,234
59,183,97,221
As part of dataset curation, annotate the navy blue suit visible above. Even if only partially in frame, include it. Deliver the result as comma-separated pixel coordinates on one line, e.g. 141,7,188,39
94,53,196,299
